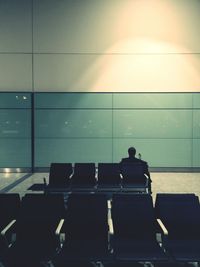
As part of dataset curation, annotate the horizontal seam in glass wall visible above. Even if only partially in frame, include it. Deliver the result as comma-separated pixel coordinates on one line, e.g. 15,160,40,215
34,137,196,139
35,137,113,139
0,108,31,110
34,108,113,110
0,137,31,139
2,52,200,55
34,108,200,110
112,137,197,139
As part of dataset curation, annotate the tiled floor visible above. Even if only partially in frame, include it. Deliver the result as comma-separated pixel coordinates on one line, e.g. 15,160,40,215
1,172,200,200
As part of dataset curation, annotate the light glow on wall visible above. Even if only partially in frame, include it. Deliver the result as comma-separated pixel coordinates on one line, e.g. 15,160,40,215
75,0,200,92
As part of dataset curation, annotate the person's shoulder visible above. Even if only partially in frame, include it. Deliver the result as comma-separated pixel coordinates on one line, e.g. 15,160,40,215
120,157,129,163
136,158,148,166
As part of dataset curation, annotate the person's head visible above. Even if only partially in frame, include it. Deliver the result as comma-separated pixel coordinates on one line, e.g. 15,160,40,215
128,147,136,157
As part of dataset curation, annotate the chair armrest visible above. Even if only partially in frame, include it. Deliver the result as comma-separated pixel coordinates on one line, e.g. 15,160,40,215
144,174,149,186
55,219,65,246
1,220,16,247
157,219,168,236
156,219,168,246
1,220,16,237
55,219,65,236
108,218,114,235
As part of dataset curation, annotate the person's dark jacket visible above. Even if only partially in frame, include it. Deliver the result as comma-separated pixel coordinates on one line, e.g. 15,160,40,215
120,156,151,180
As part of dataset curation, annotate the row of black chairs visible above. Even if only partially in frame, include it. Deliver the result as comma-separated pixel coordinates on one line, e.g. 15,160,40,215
45,163,150,193
0,193,200,267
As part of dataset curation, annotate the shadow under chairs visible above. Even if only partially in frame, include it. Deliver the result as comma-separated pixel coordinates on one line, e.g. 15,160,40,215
1,193,65,267
111,194,168,264
155,193,200,264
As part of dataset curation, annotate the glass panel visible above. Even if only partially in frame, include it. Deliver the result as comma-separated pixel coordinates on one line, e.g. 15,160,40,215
35,110,112,138
35,138,112,167
193,93,200,108
113,139,192,167
113,110,192,138
0,93,31,108
0,93,31,168
0,110,31,137
113,93,193,108
193,110,200,138
0,139,31,167
192,139,200,167
35,93,112,108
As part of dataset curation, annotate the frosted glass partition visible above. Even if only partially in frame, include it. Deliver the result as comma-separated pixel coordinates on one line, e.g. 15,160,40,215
113,93,193,108
34,92,200,169
0,93,31,168
35,92,112,108
113,139,192,167
0,92,199,169
34,93,112,166
113,110,192,138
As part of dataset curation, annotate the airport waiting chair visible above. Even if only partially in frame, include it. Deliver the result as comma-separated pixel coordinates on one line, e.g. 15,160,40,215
1,193,65,267
47,163,73,189
120,163,149,193
155,193,200,263
53,193,110,265
97,163,122,191
0,194,20,255
111,194,167,263
70,163,96,191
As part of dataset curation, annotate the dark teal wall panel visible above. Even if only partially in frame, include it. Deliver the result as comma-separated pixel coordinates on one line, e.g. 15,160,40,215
0,93,31,168
113,93,193,108
35,138,112,167
113,110,192,138
35,93,112,108
113,139,192,167
35,109,112,138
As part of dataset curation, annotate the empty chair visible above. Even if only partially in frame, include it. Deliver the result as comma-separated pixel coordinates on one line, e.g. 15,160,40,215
155,193,200,263
97,163,122,190
111,194,167,263
120,163,149,193
155,193,198,217
53,193,110,265
48,163,73,189
70,163,96,190
0,194,20,255
1,193,65,267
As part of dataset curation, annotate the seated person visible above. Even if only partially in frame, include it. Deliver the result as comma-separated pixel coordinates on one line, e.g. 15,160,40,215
120,147,152,193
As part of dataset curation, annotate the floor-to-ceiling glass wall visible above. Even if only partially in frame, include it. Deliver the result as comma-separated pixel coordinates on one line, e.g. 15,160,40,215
0,92,199,171
0,93,32,171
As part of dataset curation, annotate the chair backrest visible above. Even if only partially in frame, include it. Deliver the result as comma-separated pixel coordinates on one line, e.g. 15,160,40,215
71,163,96,186
155,193,200,239
65,194,108,241
112,194,156,240
98,163,121,186
21,193,65,219
49,163,73,187
17,194,65,245
0,193,20,229
120,163,146,184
